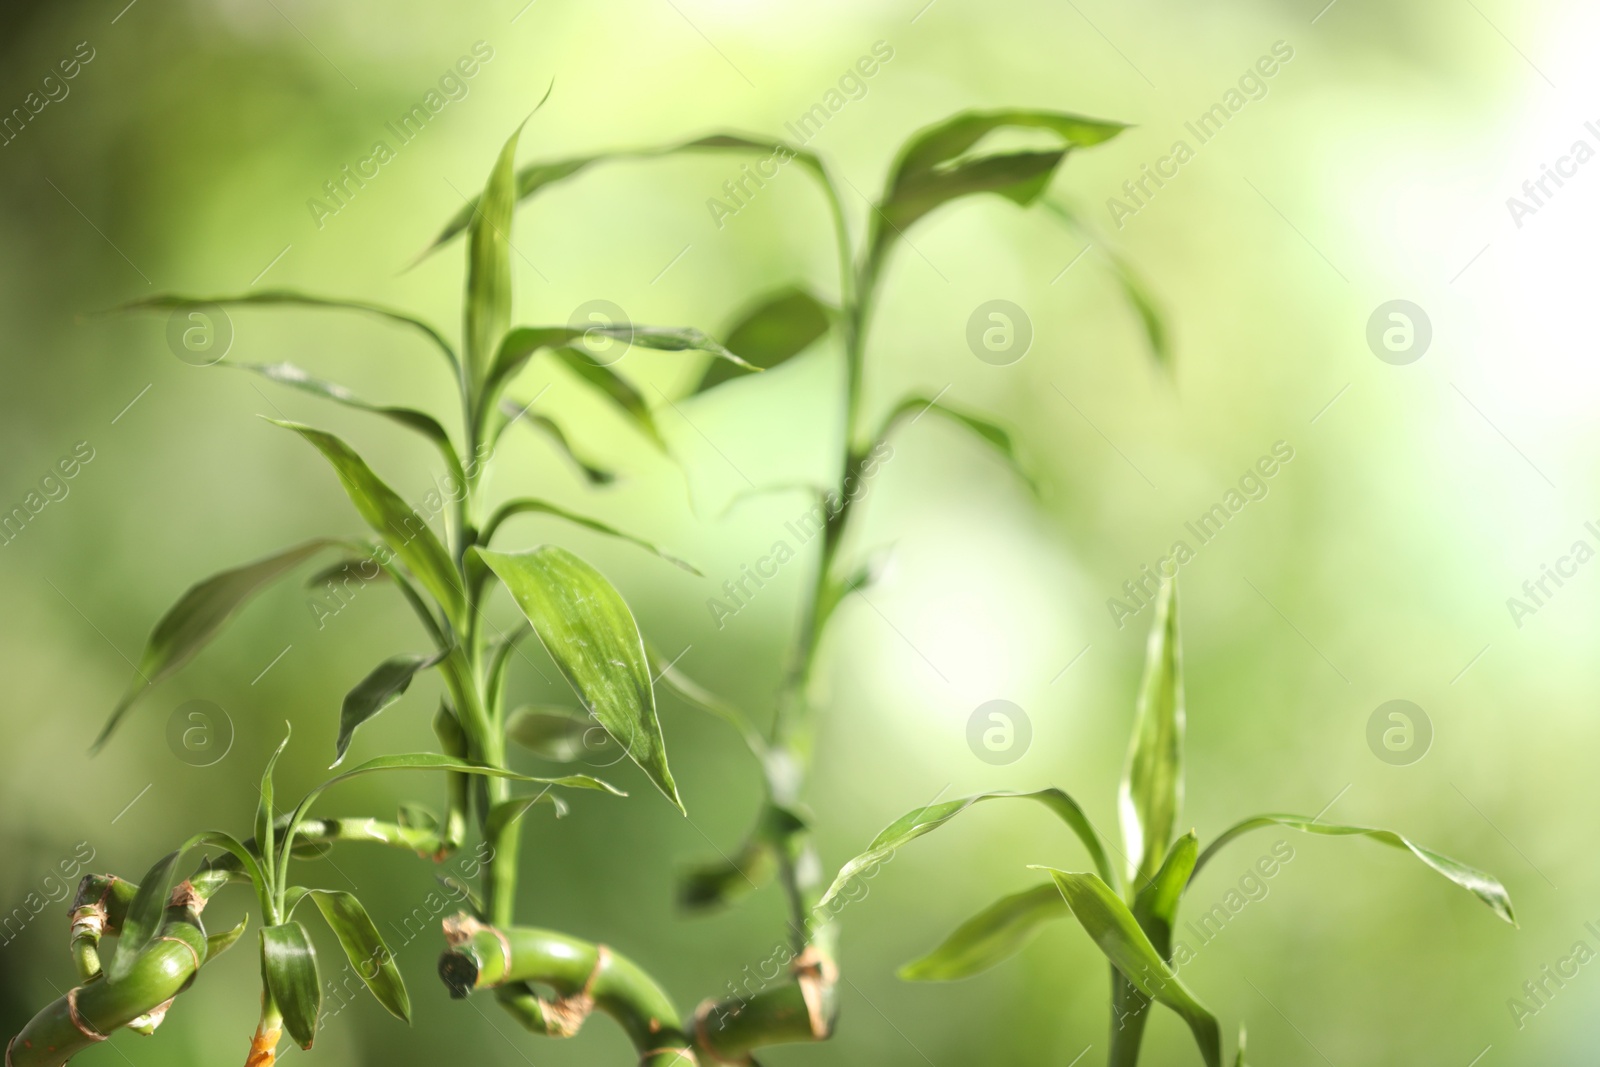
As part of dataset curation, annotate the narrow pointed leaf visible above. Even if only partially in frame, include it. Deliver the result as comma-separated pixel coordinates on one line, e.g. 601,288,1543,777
420,133,833,256
552,346,665,450
1042,200,1169,369
1193,815,1515,925
261,921,321,1049
464,120,527,388
333,652,446,767
232,361,465,483
116,290,458,374
1132,830,1197,955
256,726,292,886
1034,867,1221,1067
485,791,575,842
899,883,1069,981
269,420,465,623
696,286,833,394
94,539,334,751
484,497,699,574
867,109,1127,278
1120,580,1183,885
476,546,682,812
497,402,617,485
306,890,411,1022
817,788,1112,910
206,915,250,962
878,395,1033,492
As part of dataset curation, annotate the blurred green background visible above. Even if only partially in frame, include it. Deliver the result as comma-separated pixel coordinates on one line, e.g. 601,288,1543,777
2,0,1595,1063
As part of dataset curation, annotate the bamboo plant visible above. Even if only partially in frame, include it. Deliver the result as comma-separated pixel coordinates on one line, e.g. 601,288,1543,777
8,102,1158,1066
818,581,1517,1065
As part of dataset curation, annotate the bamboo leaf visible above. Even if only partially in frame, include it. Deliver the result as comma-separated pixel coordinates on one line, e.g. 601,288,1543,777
1193,815,1516,925
484,497,699,574
305,890,411,1022
420,133,833,256
1133,830,1197,954
116,290,458,375
256,726,292,887
817,788,1112,910
231,361,465,484
476,546,682,812
497,402,618,485
93,539,334,751
1033,867,1221,1067
552,346,665,450
867,109,1127,280
261,921,322,1049
1119,580,1183,885
206,915,250,962
1042,200,1169,370
464,118,528,389
333,651,447,768
696,286,833,394
485,791,575,841
899,883,1069,982
269,420,465,624
878,395,1033,492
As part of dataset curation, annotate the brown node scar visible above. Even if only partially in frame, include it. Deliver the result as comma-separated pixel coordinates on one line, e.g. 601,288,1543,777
168,880,205,915
540,943,607,1038
66,988,107,1043
791,945,838,1040
69,902,107,940
245,1019,283,1067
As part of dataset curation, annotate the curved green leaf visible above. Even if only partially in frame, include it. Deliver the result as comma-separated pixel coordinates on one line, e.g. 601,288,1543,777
465,117,529,389
1112,831,1199,1066
420,133,834,256
877,395,1033,492
306,889,410,1022
93,539,334,751
231,361,465,484
817,788,1112,910
333,651,446,767
485,791,575,841
1033,867,1221,1067
269,420,465,625
866,109,1127,283
116,290,458,375
483,497,699,575
476,546,682,813
552,346,664,450
206,914,250,962
261,921,321,1049
256,726,292,888
1042,199,1169,370
1120,580,1184,886
899,883,1069,982
696,286,833,394
496,402,618,485
1193,815,1515,925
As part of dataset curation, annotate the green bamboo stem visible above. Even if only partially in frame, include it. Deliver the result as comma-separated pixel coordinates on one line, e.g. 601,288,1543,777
7,895,209,1067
